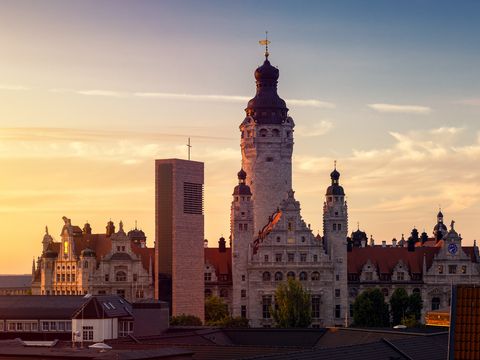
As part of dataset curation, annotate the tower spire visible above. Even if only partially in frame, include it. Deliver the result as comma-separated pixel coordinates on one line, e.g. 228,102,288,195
259,31,270,59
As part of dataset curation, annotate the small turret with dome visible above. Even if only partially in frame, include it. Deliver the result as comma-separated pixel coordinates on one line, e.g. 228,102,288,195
326,161,345,196
127,220,147,248
433,208,447,241
233,168,252,196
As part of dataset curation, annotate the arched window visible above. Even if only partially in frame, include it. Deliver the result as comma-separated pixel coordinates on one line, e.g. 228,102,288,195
311,271,320,281
431,297,441,311
275,272,283,281
262,271,271,281
272,129,280,137
382,288,389,297
116,271,127,282
287,271,295,280
413,288,421,295
84,261,88,269
299,271,308,281
259,128,268,137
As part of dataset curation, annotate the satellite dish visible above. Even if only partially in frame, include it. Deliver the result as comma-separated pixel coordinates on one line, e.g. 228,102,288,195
88,343,112,350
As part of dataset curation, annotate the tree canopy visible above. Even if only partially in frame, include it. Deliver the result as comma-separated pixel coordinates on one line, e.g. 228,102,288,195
205,295,229,325
170,314,202,326
352,288,390,327
390,288,410,325
271,278,312,328
390,288,423,326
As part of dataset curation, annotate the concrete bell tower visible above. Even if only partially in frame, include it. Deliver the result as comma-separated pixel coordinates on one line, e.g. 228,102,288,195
230,169,254,319
240,50,294,234
323,164,348,326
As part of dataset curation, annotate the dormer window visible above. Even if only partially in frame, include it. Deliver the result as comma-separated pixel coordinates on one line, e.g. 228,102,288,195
396,272,404,281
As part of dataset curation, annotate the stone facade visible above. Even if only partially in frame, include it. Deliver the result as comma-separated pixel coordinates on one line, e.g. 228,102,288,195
203,52,480,327
348,217,480,323
32,217,154,303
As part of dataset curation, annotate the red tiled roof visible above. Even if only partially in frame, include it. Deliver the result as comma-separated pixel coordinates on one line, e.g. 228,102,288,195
204,248,232,278
348,245,477,275
348,247,438,275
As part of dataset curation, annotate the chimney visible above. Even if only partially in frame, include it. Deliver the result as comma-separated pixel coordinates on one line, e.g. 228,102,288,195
392,239,397,247
218,237,226,253
382,241,386,248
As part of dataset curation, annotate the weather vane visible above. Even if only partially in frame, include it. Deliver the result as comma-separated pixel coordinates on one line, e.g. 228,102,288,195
259,31,270,59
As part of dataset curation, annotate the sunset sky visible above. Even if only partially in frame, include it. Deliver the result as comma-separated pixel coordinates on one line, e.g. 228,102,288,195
1,0,480,273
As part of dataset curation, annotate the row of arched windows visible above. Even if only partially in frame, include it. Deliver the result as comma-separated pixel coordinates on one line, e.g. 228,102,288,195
263,271,320,282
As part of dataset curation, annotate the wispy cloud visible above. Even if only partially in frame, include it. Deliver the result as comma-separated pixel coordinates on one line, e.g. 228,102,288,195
0,84,30,91
47,87,334,108
295,120,334,137
0,128,237,165
455,98,480,106
368,103,432,114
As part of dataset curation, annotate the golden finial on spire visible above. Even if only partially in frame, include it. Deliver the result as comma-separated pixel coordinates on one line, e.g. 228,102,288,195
259,31,270,59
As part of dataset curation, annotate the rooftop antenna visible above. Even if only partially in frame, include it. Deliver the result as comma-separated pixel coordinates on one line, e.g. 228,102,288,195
334,160,337,170
259,31,270,59
186,137,192,161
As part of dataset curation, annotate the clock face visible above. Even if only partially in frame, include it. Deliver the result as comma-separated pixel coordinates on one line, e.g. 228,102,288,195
448,243,458,255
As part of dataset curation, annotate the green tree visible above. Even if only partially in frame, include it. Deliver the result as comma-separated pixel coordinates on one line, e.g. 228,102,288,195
390,288,423,326
408,292,423,321
353,288,390,327
390,288,410,325
215,316,249,328
271,278,312,328
170,314,202,326
205,295,229,325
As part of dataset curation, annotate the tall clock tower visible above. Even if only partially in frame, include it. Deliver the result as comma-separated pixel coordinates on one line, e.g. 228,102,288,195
240,50,294,233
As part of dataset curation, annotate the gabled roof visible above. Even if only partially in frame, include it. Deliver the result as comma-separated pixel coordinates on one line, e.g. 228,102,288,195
348,247,438,275
204,248,232,279
71,295,132,319
348,245,478,276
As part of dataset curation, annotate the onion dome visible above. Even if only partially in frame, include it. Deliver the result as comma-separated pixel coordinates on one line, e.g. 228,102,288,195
233,169,252,196
81,248,96,257
237,168,247,181
421,231,429,244
351,228,368,247
43,249,58,259
245,57,288,125
127,228,146,240
326,164,345,196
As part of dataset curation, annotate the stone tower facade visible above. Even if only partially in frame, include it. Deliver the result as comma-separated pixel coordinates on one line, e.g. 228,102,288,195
323,167,348,326
240,54,295,234
230,169,254,319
